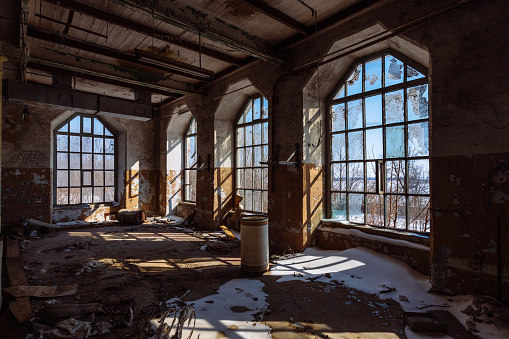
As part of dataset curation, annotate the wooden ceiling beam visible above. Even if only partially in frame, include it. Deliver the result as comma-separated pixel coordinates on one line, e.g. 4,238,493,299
240,0,308,35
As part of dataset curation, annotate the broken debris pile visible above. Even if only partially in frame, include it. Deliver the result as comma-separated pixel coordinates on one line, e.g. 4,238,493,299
462,296,509,331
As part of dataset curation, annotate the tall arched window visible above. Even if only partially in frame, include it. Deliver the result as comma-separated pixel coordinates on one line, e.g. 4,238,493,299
236,95,269,213
327,50,430,232
55,114,116,205
183,117,197,202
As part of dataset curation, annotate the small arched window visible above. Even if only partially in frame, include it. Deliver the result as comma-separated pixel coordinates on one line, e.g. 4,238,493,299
55,114,116,205
183,118,197,202
327,50,430,232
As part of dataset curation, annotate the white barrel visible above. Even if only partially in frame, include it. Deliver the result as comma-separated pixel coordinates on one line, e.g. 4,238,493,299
241,215,269,273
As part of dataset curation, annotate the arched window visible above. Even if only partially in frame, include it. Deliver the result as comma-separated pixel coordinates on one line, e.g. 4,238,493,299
236,95,269,213
55,114,116,205
327,50,430,232
183,118,197,202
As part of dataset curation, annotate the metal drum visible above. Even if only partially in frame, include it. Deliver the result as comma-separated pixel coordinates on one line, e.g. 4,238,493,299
240,215,269,273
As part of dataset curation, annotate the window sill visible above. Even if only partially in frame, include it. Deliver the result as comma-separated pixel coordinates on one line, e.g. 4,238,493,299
179,201,196,208
54,202,120,210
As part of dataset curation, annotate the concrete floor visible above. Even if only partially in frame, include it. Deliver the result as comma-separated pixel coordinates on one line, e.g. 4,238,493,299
1,221,464,338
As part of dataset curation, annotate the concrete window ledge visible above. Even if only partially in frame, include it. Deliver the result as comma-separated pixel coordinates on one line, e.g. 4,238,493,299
317,221,430,275
52,202,121,223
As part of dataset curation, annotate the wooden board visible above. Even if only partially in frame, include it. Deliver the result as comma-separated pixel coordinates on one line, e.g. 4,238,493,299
5,258,29,286
6,238,21,259
4,284,79,298
9,297,33,323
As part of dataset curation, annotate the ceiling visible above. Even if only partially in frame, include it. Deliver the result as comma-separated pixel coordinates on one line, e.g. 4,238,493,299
17,0,381,104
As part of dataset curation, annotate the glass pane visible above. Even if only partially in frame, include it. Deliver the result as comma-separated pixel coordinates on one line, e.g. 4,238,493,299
105,155,115,170
82,187,92,204
105,128,113,137
82,137,92,153
70,136,80,152
245,147,253,167
83,171,92,186
348,193,364,223
94,138,104,153
409,196,430,232
262,98,268,119
57,170,68,187
262,145,268,163
105,171,115,186
237,127,244,147
364,57,382,91
93,187,104,203
57,153,68,169
262,122,268,144
83,117,92,133
245,101,253,123
365,95,382,127
56,188,68,205
408,159,430,194
58,123,68,133
332,163,347,191
69,116,80,133
105,139,115,154
82,154,92,169
94,119,104,135
262,191,268,214
385,55,404,86
237,169,245,188
334,85,345,100
57,135,68,151
386,160,406,193
408,122,429,157
348,131,363,160
386,195,406,229
245,190,253,211
245,169,252,189
254,146,262,166
70,170,80,186
346,64,362,96
366,162,377,192
69,187,80,204
332,134,346,161
331,103,346,132
331,193,346,220
186,137,196,168
254,123,261,145
94,171,104,186
70,153,80,169
407,65,425,81
105,187,115,202
385,126,405,158
254,169,263,190
348,162,364,192
365,128,383,160
189,171,197,202
254,98,261,120
347,99,363,130
253,191,261,212
407,85,429,120
237,148,245,167
191,119,196,134
385,90,404,124
262,168,268,190
366,194,383,227
245,125,252,146
94,154,104,170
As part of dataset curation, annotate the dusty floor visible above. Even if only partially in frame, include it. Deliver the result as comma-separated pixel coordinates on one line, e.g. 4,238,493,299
1,221,473,338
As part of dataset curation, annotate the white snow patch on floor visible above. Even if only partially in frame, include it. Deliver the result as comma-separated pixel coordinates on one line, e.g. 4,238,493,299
270,247,509,339
165,279,271,339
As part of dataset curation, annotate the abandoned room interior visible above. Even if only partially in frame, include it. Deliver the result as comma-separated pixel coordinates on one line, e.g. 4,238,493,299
0,0,508,337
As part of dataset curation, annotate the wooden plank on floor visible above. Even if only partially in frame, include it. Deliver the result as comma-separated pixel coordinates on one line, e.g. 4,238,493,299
9,297,33,324
6,238,21,259
3,284,79,298
5,258,29,286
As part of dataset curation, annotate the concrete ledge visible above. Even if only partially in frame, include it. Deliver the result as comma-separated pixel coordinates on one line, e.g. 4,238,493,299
317,221,430,275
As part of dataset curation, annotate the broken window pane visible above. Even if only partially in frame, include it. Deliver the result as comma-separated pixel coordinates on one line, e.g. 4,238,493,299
408,122,429,157
57,152,68,169
365,162,377,192
94,138,104,153
332,134,346,161
83,171,92,186
331,193,346,220
385,126,405,158
105,139,115,154
94,119,104,135
366,194,383,226
348,193,365,223
82,154,92,169
70,116,80,133
347,99,363,130
386,195,406,229
365,95,382,127
385,55,403,86
365,128,383,160
237,127,244,147
407,85,429,120
364,57,382,91
334,85,345,100
57,135,68,152
70,153,80,170
82,137,92,153
254,98,261,120
57,170,68,187
407,65,425,81
83,117,92,133
105,171,115,186
347,131,363,160
69,188,80,205
94,171,104,186
348,162,364,192
93,187,104,203
82,187,92,204
332,163,347,191
57,188,68,205
70,170,80,187
385,90,404,124
386,160,406,193
331,103,346,132
409,196,430,232
408,159,430,194
70,136,80,152
346,64,362,96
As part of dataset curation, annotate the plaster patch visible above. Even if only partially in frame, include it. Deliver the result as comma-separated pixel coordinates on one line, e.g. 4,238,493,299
14,169,22,175
449,175,462,185
33,173,49,185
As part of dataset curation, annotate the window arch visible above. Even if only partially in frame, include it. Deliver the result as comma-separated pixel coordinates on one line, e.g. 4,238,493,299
235,95,269,214
183,117,197,203
327,50,430,232
55,114,116,205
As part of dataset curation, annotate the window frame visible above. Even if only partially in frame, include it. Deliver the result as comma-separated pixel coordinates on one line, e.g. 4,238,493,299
325,49,430,234
182,117,197,203
53,113,117,206
234,94,269,214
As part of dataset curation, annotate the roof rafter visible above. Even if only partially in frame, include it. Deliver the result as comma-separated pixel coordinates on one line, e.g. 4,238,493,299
240,0,308,35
